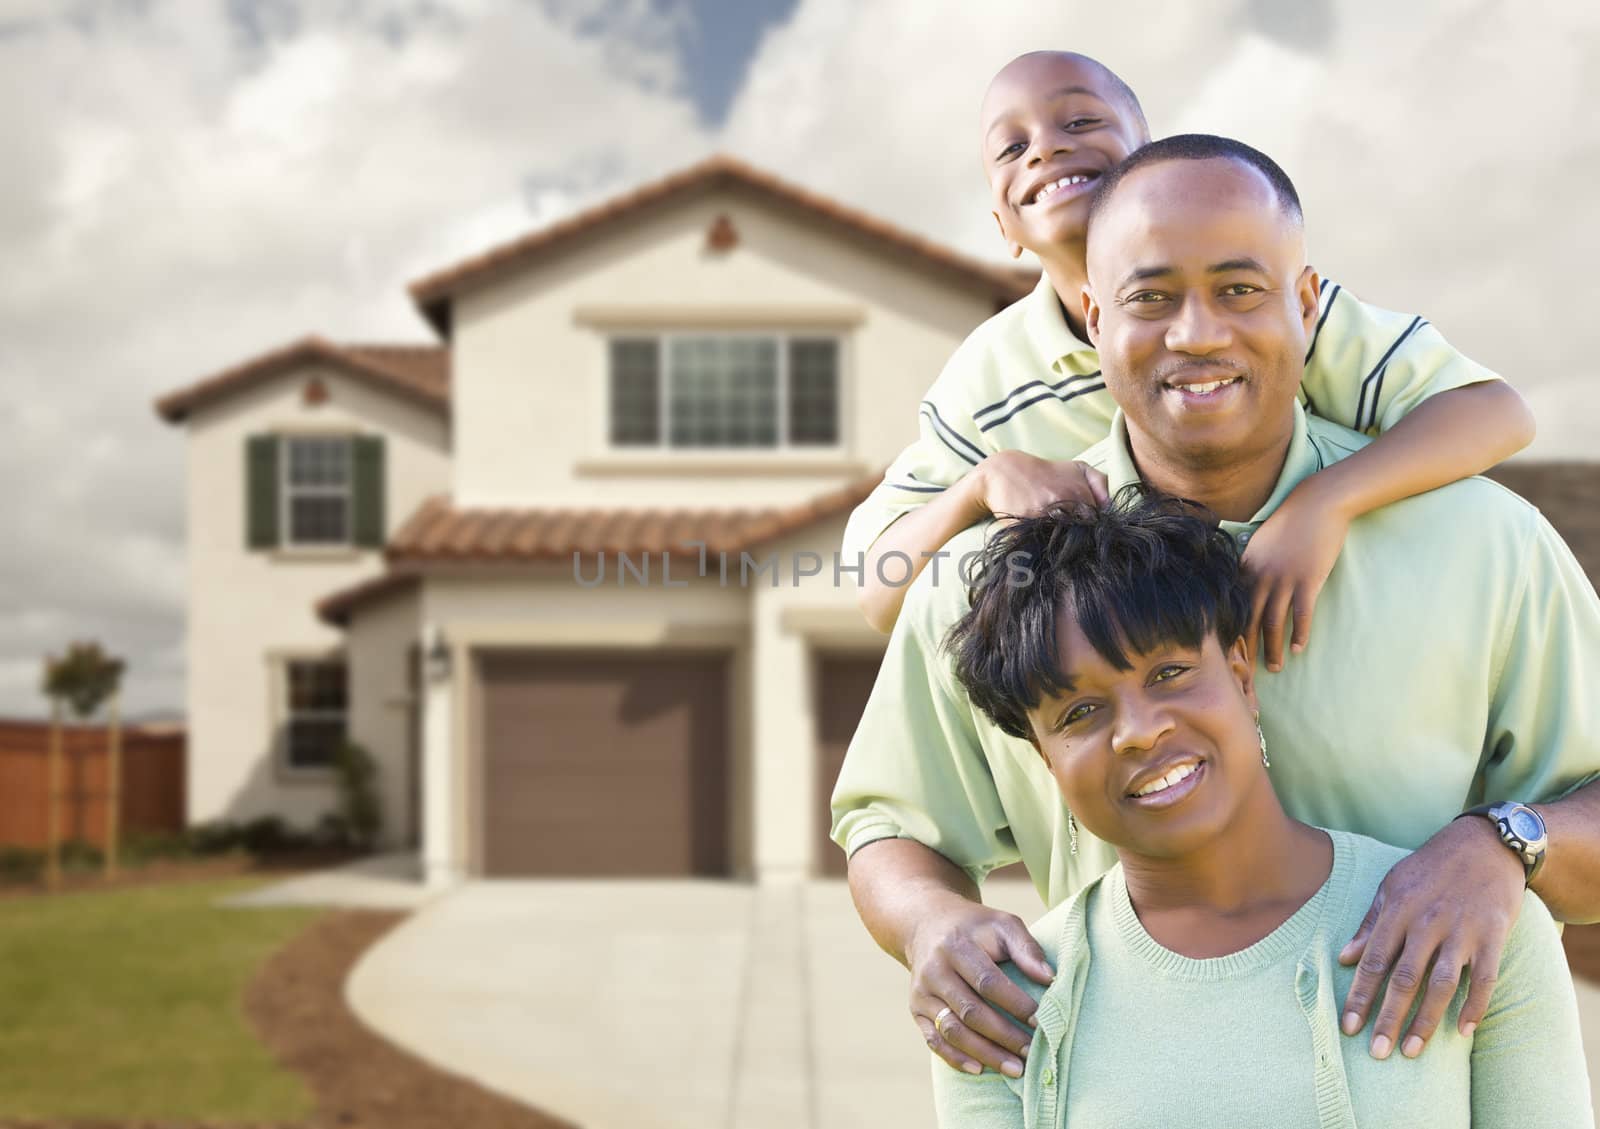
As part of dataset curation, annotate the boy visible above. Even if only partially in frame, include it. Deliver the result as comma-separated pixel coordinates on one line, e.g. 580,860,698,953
844,51,1534,670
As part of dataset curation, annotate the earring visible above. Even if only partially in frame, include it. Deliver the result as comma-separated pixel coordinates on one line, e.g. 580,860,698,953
1254,711,1270,768
1068,811,1079,856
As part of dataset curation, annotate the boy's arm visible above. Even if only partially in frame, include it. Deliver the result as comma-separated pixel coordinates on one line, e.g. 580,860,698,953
854,454,1108,634
1246,284,1535,667
1245,381,1535,666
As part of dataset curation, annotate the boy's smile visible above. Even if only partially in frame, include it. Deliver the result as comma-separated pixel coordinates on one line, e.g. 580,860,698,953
980,52,1149,261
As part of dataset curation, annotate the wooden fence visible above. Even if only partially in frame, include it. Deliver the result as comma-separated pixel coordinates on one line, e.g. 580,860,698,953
0,719,186,849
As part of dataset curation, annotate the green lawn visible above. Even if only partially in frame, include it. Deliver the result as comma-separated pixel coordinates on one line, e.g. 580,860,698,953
0,877,323,1122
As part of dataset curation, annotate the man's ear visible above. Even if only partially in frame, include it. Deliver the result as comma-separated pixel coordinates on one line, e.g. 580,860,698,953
1227,635,1258,711
1297,265,1321,336
1083,284,1103,346
992,210,1025,259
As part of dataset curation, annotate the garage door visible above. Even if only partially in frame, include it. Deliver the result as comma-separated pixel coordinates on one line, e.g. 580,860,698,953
814,652,884,877
479,651,730,877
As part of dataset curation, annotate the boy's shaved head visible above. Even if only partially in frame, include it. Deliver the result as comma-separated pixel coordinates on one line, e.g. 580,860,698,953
979,51,1152,268
981,52,1149,145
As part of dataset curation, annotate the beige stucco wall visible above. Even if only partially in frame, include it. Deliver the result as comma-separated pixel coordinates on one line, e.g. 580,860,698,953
181,369,449,831
344,584,423,849
411,519,884,883
449,189,1000,509
746,514,885,879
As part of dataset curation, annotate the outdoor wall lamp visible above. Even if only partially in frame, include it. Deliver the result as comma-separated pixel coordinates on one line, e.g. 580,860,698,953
424,628,452,684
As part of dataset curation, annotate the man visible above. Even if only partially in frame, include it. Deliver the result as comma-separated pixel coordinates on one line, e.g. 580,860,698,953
831,134,1600,1084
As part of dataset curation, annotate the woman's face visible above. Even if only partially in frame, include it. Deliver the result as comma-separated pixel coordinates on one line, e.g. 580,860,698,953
1025,607,1263,859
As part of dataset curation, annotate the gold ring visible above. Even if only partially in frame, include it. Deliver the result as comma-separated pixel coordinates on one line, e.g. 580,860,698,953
934,1005,955,1033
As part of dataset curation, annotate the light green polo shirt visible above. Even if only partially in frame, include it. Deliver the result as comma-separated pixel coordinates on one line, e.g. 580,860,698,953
841,273,1501,564
830,405,1600,906
930,830,1595,1128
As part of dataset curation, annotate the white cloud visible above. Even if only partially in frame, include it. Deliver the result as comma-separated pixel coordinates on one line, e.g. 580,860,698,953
723,0,1600,455
0,0,710,718
4,0,1598,722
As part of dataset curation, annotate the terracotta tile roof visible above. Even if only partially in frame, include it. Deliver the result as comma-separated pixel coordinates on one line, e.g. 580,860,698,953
408,153,1039,335
154,336,450,424
316,472,884,626
387,473,881,563
316,571,422,628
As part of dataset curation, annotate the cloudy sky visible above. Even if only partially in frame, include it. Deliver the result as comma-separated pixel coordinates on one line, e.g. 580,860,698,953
2,0,1597,719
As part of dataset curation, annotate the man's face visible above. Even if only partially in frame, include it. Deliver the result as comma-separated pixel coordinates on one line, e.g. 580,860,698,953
980,54,1148,260
1084,158,1320,470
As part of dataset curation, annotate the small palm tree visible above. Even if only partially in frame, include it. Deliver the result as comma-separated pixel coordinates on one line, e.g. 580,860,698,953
40,642,127,887
42,641,125,720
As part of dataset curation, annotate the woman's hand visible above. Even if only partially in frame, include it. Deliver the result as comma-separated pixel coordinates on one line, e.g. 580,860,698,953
978,451,1109,524
905,891,1054,1077
1241,480,1352,670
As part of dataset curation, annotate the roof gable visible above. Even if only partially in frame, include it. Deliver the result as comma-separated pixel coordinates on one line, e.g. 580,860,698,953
154,337,449,424
408,154,1037,335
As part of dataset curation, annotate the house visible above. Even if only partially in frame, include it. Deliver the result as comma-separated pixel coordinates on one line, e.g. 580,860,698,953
155,155,1034,886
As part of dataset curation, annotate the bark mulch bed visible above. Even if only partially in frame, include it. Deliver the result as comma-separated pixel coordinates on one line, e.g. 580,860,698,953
1,909,575,1129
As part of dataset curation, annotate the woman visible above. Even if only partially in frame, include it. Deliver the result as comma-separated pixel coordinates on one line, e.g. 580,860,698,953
935,490,1592,1128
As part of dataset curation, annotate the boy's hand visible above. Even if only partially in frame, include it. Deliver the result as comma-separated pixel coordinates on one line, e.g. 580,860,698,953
977,451,1109,523
1241,482,1352,670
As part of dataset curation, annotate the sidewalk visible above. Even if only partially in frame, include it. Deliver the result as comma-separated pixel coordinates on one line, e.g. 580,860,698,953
338,877,1597,1128
341,878,1031,1128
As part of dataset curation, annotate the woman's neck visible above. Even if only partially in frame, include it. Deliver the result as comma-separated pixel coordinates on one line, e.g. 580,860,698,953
1116,782,1333,956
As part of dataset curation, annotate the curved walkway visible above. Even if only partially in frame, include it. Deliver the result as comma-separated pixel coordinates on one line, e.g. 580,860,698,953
344,878,1599,1129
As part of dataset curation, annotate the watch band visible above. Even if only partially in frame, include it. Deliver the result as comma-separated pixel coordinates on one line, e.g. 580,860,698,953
1455,802,1547,885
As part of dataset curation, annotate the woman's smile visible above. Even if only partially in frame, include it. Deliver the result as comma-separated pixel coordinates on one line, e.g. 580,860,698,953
1124,756,1208,810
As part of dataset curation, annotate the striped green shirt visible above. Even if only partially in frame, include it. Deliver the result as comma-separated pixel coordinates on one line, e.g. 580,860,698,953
842,273,1501,564
830,406,1600,906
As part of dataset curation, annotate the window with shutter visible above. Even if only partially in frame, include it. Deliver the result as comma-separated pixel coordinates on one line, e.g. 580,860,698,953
606,333,842,451
352,436,385,548
246,435,280,549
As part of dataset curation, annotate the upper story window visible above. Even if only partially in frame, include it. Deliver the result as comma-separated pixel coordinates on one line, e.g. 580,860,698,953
608,334,840,450
245,432,385,552
285,436,351,545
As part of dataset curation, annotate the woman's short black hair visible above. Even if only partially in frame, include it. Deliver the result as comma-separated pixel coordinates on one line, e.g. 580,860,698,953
944,487,1251,740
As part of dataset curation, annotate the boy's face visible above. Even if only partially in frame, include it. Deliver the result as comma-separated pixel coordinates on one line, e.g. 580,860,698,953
980,54,1148,260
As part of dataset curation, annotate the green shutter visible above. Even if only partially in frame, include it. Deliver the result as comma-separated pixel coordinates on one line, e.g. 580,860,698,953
352,435,385,548
246,435,280,549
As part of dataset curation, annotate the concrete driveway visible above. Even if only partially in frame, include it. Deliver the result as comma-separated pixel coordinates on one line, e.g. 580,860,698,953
346,879,1600,1129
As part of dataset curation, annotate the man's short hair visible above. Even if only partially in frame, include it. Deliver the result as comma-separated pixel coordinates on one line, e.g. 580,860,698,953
1086,133,1304,235
944,488,1252,740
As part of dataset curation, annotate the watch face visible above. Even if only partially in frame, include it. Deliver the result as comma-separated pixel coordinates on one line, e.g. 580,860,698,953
1507,808,1544,842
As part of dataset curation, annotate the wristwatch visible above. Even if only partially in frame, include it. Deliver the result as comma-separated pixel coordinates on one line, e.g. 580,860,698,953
1456,802,1548,885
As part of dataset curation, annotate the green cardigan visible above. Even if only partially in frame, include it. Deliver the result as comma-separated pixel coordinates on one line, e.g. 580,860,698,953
931,830,1594,1128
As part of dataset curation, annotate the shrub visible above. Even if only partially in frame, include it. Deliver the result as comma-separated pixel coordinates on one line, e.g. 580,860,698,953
0,846,43,883
334,741,382,851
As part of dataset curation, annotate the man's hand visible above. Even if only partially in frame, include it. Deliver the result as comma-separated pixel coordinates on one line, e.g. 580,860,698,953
905,892,1055,1077
978,451,1109,524
1241,481,1351,670
1338,815,1526,1059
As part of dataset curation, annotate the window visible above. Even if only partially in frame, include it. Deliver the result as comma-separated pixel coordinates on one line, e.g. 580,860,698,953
285,659,347,770
608,335,840,449
284,436,351,545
